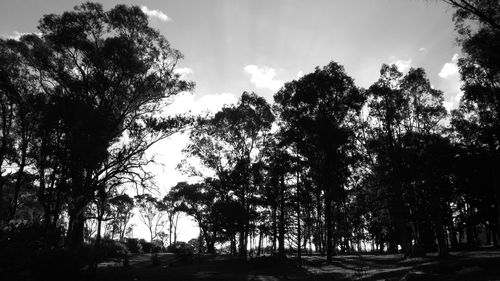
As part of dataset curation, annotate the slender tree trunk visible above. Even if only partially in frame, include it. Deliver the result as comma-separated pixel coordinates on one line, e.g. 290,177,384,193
296,168,301,266
257,229,263,256
449,225,459,249
8,126,28,221
231,234,237,256
495,193,500,246
174,213,179,243
67,168,87,250
278,175,286,258
325,191,333,262
316,191,323,254
431,194,449,257
204,231,215,255
272,206,277,253
0,178,4,223
169,215,173,246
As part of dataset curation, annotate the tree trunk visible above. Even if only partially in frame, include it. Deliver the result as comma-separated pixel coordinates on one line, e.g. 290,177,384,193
257,229,263,256
8,126,28,221
325,191,333,262
67,204,85,249
272,206,277,253
169,215,173,246
278,175,286,258
296,169,301,266
66,167,87,250
316,191,323,254
204,232,215,255
431,195,449,257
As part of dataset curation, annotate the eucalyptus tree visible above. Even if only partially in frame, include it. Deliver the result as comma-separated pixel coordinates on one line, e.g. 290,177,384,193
0,39,39,223
259,136,294,257
365,64,448,256
163,192,181,246
445,0,500,238
170,179,221,254
107,194,134,241
5,2,192,249
135,194,167,242
274,61,365,261
185,92,274,257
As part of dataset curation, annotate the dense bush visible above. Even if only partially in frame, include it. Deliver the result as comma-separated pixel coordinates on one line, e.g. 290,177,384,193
98,239,129,261
0,221,88,281
139,239,163,253
166,241,194,263
151,253,160,266
125,238,142,254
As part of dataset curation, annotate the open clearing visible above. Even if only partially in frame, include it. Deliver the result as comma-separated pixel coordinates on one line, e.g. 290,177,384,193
97,249,500,281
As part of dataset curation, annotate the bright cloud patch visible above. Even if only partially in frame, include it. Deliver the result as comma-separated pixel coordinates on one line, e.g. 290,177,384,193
391,58,412,72
8,31,41,40
174,67,193,79
438,54,459,78
140,5,171,21
419,47,426,51
297,70,305,79
168,92,237,116
244,65,284,91
438,54,463,111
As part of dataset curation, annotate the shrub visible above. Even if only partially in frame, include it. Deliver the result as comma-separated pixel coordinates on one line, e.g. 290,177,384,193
151,253,160,266
98,239,129,261
166,241,194,263
125,238,142,254
139,239,163,253
0,221,82,280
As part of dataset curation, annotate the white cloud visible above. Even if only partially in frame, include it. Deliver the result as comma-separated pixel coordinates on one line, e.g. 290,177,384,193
140,5,171,22
443,88,463,112
167,92,237,116
297,70,305,79
174,67,193,79
438,54,463,111
391,58,412,72
7,31,41,40
438,54,459,78
419,47,426,51
244,65,284,91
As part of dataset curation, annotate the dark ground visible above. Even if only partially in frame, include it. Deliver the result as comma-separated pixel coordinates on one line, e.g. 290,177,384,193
96,249,500,281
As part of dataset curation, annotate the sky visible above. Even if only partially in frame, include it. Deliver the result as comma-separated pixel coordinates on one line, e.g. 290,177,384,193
0,0,463,242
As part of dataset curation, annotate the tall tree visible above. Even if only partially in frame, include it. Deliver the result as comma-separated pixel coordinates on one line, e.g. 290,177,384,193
274,61,365,262
6,2,192,249
185,92,274,257
445,0,500,239
135,194,167,242
365,64,448,256
170,180,221,254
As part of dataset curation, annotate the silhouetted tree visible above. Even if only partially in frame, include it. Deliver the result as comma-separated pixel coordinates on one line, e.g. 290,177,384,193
3,2,192,250
446,0,500,240
274,61,365,262
135,194,167,242
184,92,274,257
170,180,222,254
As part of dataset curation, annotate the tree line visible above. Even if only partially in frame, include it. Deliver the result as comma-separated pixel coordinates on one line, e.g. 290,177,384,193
168,0,499,262
0,0,498,279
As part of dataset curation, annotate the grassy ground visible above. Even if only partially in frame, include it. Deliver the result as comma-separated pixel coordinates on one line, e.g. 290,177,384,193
96,249,500,281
